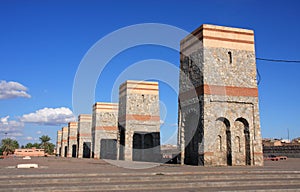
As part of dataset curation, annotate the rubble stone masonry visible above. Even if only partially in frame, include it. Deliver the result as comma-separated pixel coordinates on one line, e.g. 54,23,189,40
92,102,118,159
118,80,161,162
179,24,263,166
56,130,62,156
60,126,68,157
67,122,78,158
77,114,92,158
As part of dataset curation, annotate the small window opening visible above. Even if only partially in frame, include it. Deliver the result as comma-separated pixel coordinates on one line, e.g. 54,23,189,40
228,51,232,64
142,94,145,102
218,135,222,152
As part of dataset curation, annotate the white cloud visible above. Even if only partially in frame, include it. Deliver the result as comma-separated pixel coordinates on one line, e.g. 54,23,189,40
21,107,76,126
36,130,42,134
0,116,24,138
0,80,31,99
25,136,33,141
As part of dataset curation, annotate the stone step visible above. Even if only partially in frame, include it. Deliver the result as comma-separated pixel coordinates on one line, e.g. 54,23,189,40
0,179,299,191
1,173,300,186
1,170,300,179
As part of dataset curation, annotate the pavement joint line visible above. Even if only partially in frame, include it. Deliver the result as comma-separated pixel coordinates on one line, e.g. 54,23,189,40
1,180,300,191
0,170,299,179
1,177,300,186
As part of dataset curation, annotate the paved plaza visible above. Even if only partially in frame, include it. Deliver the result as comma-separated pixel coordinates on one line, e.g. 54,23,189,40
0,157,299,191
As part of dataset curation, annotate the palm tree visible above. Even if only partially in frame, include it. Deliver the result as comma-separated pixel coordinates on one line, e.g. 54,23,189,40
39,135,53,155
0,138,19,156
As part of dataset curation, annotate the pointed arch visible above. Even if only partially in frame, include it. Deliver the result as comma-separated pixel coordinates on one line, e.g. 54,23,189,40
216,117,232,166
235,117,251,165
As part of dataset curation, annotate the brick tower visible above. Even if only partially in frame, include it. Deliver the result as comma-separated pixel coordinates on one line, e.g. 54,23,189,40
178,24,263,166
67,122,78,158
77,114,92,158
60,126,68,157
56,130,62,156
92,102,118,159
118,80,161,162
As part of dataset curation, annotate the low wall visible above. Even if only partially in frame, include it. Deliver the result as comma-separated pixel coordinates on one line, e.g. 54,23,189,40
263,145,300,158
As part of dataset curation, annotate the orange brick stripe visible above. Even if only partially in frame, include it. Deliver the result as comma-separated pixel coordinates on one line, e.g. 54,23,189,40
119,82,158,89
94,103,118,107
119,87,158,94
62,139,67,142
95,126,117,131
203,36,254,44
68,136,77,140
204,27,253,36
93,103,118,111
119,114,160,122
205,85,258,97
181,26,253,45
79,117,92,120
181,34,254,53
179,84,258,100
78,133,92,137
94,107,118,110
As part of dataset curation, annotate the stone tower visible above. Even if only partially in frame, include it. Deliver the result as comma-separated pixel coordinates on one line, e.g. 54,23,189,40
67,122,78,158
118,80,161,162
56,130,62,156
92,102,118,159
178,24,263,166
60,126,68,157
77,114,92,158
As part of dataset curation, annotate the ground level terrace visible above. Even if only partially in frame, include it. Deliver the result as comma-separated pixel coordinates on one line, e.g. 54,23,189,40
0,157,299,191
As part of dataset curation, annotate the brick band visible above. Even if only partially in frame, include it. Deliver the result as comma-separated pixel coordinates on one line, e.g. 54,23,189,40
95,126,117,131
119,115,160,122
180,84,258,100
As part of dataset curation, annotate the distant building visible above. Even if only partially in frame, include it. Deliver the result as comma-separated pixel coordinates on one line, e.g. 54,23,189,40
292,137,300,144
14,148,45,157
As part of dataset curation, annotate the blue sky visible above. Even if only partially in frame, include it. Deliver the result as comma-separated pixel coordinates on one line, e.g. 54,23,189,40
0,0,300,146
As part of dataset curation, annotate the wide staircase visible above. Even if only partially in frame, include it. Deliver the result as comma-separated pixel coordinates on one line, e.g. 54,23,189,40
0,169,300,191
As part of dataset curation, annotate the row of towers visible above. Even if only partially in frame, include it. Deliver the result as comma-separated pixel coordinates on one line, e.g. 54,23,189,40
57,24,264,166
56,80,161,161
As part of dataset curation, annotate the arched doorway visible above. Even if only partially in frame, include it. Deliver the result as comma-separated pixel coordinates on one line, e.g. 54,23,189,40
236,118,251,165
216,117,232,166
64,146,67,157
184,112,201,165
72,145,77,158
83,142,91,158
133,133,142,161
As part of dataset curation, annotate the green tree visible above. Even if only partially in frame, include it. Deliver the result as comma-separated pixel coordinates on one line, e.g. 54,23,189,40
25,142,40,149
39,135,54,155
0,138,19,156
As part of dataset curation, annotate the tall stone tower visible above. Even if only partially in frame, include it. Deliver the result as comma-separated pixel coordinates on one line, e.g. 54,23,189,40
61,126,68,157
92,102,118,159
118,80,161,162
67,122,78,158
178,24,263,166
77,114,92,158
56,130,62,156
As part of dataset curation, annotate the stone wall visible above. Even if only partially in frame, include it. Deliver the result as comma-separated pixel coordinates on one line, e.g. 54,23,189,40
263,145,300,158
179,24,263,166
92,102,118,159
67,122,78,158
77,114,92,158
